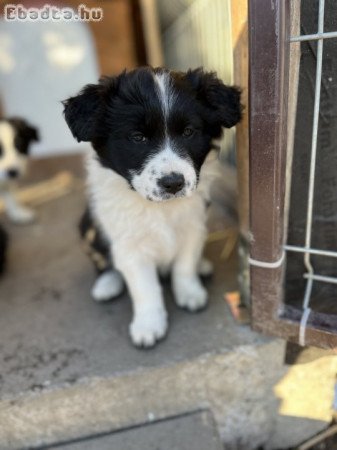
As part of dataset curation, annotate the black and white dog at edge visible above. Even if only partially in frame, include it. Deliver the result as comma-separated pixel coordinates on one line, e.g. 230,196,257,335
0,118,39,275
0,118,39,224
63,67,242,348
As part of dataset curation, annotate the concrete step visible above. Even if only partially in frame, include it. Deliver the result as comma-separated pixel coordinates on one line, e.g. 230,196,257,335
49,411,223,450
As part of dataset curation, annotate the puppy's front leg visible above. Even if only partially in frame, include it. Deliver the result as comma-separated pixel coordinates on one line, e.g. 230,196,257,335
117,257,168,347
1,190,35,224
172,230,208,312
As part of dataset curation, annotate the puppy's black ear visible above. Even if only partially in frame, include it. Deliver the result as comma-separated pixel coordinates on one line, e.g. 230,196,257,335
8,118,39,154
63,77,117,142
24,124,39,143
185,68,242,131
63,84,102,142
8,118,39,141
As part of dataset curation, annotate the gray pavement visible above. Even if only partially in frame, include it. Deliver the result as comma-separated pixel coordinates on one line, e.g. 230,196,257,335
0,185,262,400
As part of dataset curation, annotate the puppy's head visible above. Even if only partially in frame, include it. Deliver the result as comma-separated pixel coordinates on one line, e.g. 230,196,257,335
0,118,39,183
63,67,242,201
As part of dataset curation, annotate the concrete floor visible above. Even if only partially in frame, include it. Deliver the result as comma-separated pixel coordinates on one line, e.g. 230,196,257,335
0,176,260,401
0,159,283,450
49,411,223,450
0,161,332,450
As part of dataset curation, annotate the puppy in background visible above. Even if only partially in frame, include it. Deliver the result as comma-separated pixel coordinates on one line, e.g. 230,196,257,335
64,67,241,347
0,118,39,224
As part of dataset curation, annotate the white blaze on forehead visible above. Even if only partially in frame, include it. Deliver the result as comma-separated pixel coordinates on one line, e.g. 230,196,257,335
153,71,174,119
0,122,15,150
130,142,197,202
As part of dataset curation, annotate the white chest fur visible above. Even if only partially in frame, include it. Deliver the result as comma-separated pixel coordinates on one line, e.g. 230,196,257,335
86,150,207,269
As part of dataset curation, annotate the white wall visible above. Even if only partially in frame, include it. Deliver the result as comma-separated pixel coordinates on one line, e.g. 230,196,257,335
0,19,99,157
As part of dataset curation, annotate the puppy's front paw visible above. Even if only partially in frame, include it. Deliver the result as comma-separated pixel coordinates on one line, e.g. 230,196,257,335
198,258,214,277
8,206,36,224
92,270,124,302
130,309,168,348
174,277,208,312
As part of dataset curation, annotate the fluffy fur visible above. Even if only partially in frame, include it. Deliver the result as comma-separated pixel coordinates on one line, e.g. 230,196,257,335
63,67,241,347
0,118,39,224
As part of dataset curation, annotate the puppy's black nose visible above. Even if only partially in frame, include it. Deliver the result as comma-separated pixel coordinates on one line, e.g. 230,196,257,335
158,172,185,194
7,168,19,179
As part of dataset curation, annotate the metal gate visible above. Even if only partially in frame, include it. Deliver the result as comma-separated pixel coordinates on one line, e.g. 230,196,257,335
250,0,337,348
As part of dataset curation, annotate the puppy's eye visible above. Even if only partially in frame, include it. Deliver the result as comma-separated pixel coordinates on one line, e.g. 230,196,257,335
182,127,194,138
130,132,147,143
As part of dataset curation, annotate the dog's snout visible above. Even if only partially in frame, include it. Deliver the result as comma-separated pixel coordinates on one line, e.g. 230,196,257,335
158,172,185,194
7,168,19,179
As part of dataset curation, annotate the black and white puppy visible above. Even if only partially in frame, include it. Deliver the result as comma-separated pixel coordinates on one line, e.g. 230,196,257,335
63,67,241,347
0,118,39,223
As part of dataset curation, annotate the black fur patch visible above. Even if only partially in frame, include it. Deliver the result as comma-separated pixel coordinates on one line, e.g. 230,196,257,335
79,208,111,274
7,117,39,155
0,224,8,275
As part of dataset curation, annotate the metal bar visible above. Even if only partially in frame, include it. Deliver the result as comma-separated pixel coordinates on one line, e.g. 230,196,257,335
249,0,290,335
290,30,337,42
281,305,337,348
302,0,325,310
249,0,289,264
304,274,337,285
284,245,337,259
